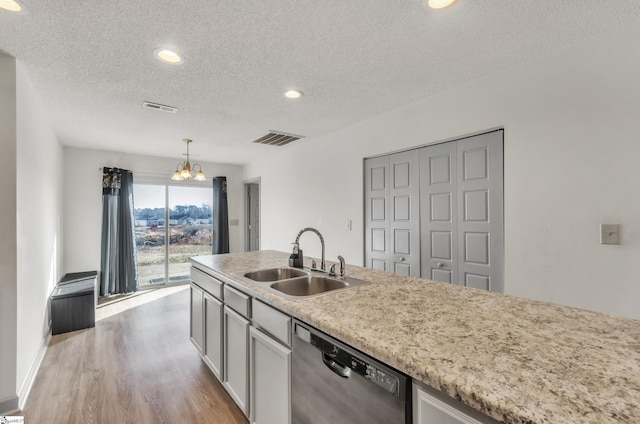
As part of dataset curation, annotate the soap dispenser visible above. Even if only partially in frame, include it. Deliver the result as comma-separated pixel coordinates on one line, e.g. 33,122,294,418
289,242,304,268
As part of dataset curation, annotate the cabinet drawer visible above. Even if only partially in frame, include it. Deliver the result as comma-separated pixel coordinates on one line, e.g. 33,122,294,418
252,299,291,347
191,267,223,299
224,285,251,318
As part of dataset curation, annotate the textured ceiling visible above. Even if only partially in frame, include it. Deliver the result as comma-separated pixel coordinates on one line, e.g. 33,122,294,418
1,1,640,164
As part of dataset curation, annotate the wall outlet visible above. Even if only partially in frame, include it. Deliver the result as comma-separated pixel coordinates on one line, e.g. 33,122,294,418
230,219,239,226
600,224,620,245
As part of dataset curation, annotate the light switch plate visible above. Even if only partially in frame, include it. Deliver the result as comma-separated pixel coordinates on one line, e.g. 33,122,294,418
600,224,621,245
230,219,239,226
346,219,352,231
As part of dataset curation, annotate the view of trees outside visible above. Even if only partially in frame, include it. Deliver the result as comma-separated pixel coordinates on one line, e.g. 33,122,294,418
134,184,213,285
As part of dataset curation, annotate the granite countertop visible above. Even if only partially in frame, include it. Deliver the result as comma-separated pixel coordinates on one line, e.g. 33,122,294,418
190,250,640,424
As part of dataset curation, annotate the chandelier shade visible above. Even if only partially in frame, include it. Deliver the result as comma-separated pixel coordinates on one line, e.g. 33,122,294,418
171,139,206,181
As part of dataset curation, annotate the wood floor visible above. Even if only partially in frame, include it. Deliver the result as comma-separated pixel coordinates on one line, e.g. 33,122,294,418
17,285,248,424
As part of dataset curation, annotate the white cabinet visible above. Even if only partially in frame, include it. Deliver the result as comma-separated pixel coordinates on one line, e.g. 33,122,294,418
191,266,223,298
189,283,204,354
190,267,296,422
224,305,250,417
191,266,254,418
250,300,292,424
190,267,225,382
203,292,223,380
249,327,291,424
413,382,498,424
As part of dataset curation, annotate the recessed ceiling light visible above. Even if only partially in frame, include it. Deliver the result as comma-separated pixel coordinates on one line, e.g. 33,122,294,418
154,48,184,65
284,90,303,99
427,0,457,9
0,0,22,12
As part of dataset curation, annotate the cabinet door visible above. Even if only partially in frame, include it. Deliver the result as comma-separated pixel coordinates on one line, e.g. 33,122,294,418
223,306,250,417
364,155,390,271
204,292,223,381
414,383,496,424
190,284,204,354
249,327,291,424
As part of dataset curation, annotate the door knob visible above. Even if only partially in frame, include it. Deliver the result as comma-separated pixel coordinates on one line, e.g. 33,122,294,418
437,262,444,267
399,257,406,262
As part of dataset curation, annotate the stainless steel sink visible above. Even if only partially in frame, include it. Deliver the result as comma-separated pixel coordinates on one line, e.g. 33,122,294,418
270,275,349,297
237,266,368,299
243,267,308,282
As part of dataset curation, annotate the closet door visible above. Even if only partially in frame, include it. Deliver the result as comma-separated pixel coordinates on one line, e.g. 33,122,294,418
457,131,504,292
367,130,503,289
420,143,458,283
389,151,420,276
364,156,390,271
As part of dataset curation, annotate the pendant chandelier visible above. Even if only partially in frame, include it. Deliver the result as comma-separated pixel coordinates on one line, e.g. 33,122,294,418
171,138,206,181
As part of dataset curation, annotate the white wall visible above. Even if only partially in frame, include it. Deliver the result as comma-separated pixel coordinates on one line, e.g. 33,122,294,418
15,61,63,402
0,53,18,412
244,22,640,319
0,54,63,414
63,147,244,274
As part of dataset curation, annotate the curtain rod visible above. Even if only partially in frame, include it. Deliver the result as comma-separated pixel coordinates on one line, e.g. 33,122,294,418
100,168,220,183
100,167,170,177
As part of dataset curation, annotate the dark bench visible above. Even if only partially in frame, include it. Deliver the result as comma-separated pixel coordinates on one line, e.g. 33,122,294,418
51,271,98,335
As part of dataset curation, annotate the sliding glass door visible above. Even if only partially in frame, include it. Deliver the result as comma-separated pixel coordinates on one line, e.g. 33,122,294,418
134,185,166,285
167,186,213,281
134,183,212,286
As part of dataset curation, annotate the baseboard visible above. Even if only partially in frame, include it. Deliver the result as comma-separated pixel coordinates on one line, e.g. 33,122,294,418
16,326,51,411
0,396,19,415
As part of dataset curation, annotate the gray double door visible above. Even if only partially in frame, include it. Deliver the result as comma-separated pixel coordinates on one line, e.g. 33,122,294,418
364,130,503,292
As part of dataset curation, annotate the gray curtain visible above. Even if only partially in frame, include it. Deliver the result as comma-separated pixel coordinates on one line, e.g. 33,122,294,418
212,176,229,254
100,167,138,295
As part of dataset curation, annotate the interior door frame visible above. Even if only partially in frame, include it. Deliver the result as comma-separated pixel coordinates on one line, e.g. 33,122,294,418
243,177,261,252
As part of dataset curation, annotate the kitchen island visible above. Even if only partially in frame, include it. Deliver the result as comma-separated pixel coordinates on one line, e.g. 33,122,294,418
190,250,640,424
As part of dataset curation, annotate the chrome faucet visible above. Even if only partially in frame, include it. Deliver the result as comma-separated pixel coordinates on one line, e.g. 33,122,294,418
337,255,345,278
295,227,325,271
328,256,346,278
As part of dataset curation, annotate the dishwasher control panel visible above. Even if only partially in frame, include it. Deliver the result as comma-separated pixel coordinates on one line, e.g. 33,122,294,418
310,333,400,396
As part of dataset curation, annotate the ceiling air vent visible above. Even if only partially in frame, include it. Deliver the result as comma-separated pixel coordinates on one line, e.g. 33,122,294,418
142,101,178,113
252,131,304,147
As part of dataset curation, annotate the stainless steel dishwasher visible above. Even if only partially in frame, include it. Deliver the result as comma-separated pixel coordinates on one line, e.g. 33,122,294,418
292,319,411,424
